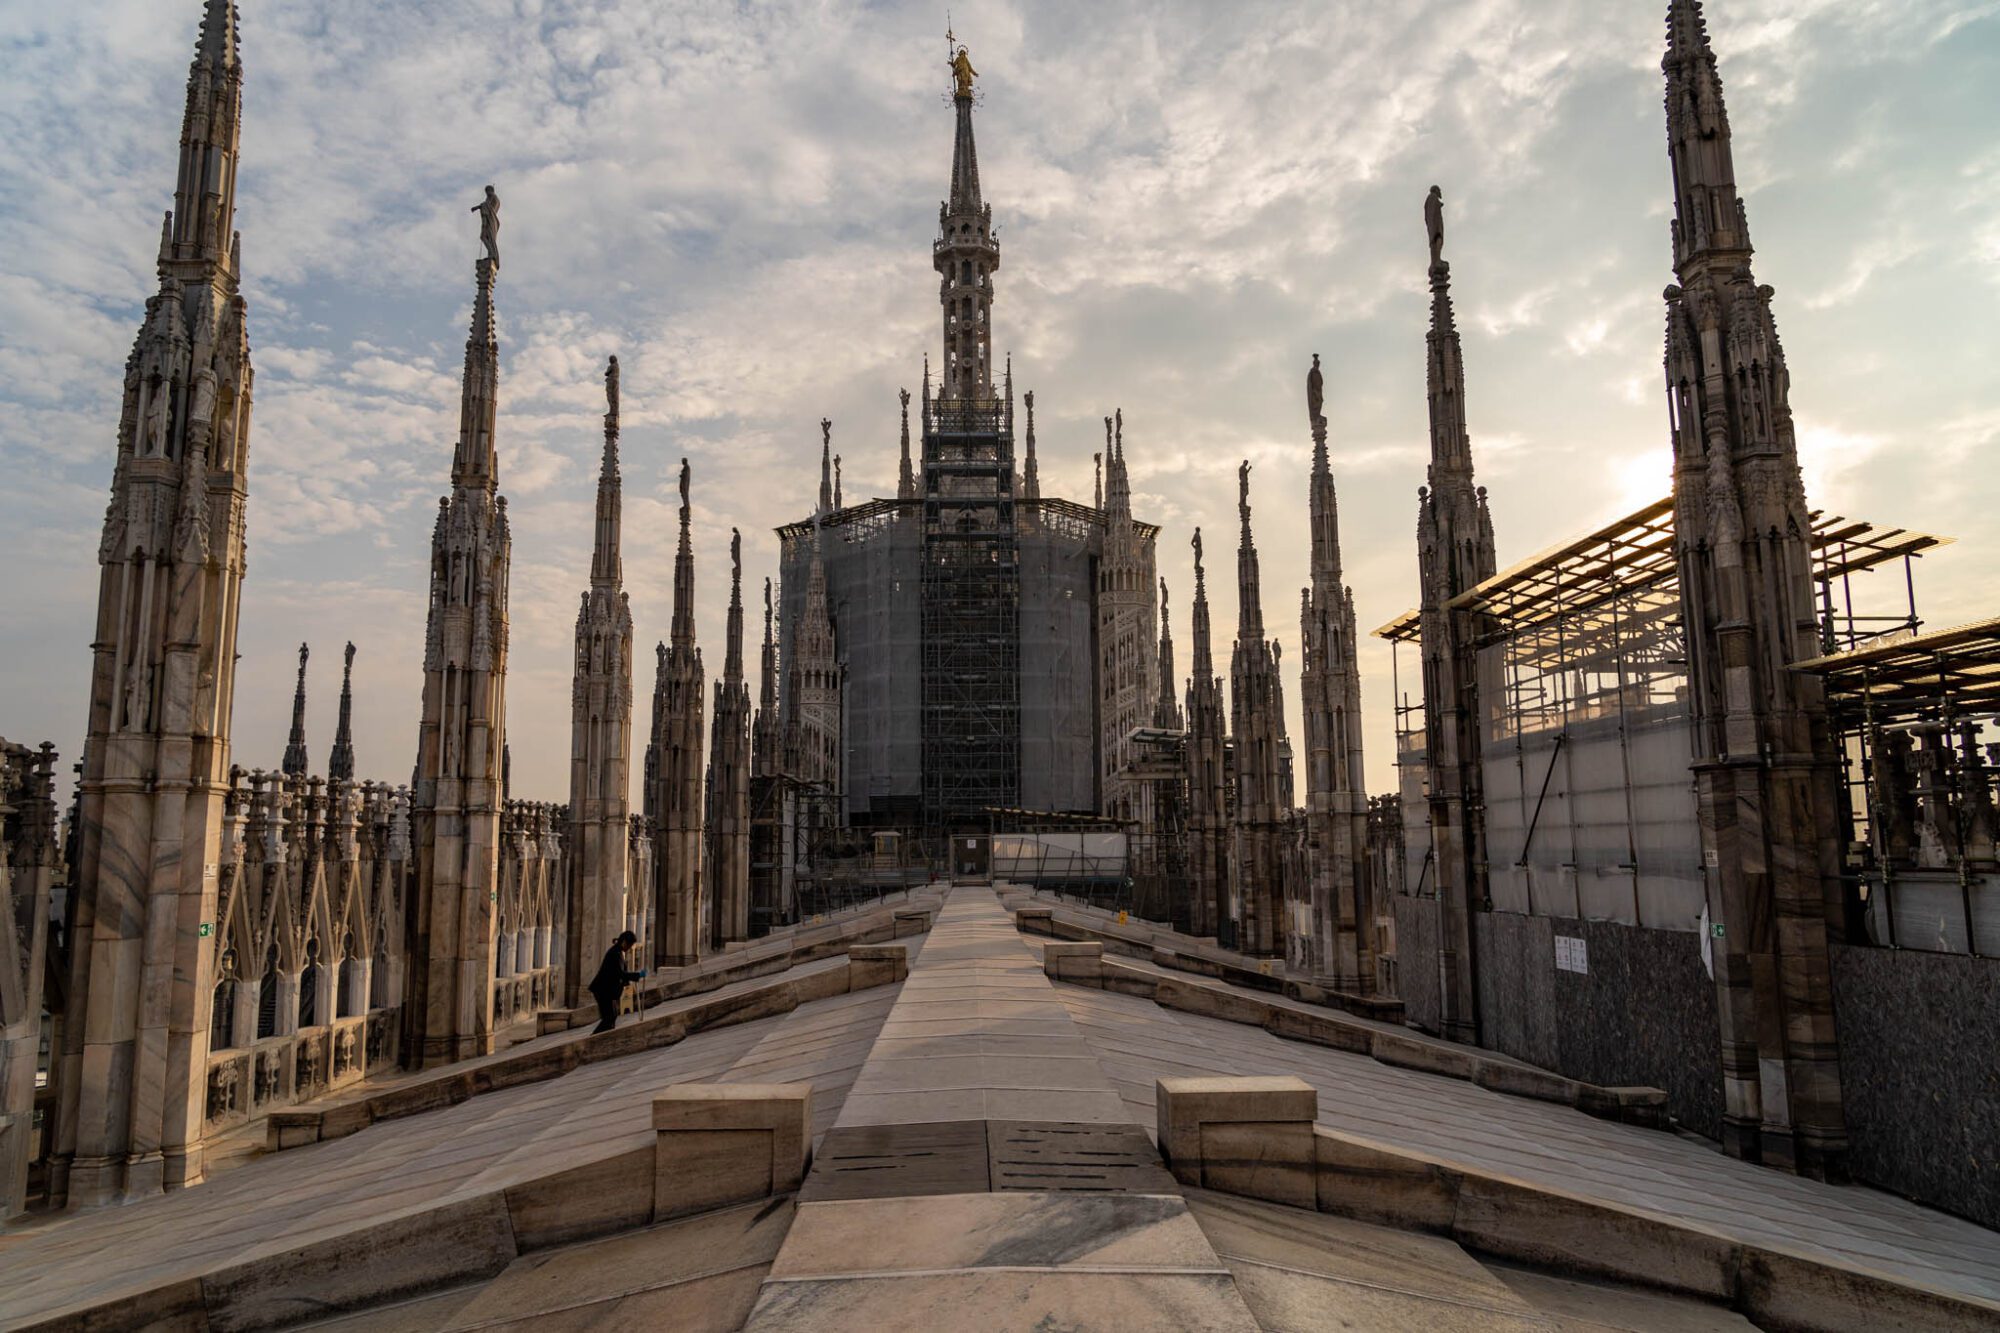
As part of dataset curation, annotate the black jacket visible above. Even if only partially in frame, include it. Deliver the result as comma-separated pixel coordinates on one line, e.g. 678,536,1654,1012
588,944,643,999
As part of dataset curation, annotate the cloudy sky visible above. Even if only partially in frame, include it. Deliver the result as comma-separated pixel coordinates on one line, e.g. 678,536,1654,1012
2,0,1996,803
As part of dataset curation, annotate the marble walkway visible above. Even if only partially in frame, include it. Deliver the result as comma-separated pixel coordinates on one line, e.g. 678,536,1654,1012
1035,931,2000,1308
0,941,917,1328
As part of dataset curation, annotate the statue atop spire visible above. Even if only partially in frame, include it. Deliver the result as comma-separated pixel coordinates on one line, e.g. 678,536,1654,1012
1307,352,1326,438
1425,185,1445,269
471,185,501,269
950,43,977,99
1237,460,1253,543
604,354,620,439
818,418,834,514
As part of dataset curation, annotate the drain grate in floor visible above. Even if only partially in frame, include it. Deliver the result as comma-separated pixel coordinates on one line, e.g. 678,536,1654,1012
988,1121,1178,1193
799,1120,1176,1202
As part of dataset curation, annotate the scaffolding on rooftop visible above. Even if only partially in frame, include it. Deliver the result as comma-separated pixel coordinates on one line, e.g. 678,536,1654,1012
1370,494,1954,937
921,396,1022,831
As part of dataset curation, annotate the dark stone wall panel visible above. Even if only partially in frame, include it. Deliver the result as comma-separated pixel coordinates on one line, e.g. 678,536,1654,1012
1473,912,1723,1140
1471,911,1558,1070
1831,944,2000,1230
1393,895,1441,1035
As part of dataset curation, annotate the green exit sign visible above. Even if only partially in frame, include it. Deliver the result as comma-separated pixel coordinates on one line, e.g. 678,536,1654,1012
198,922,213,938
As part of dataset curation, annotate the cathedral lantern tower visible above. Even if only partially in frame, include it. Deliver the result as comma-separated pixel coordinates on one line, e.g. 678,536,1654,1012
936,40,999,402
919,38,1021,826
55,0,254,1206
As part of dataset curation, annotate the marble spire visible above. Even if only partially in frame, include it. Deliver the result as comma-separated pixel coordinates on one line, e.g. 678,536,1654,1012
328,642,356,782
282,643,310,777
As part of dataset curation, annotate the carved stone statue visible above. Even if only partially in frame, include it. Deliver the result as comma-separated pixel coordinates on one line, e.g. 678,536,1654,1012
1425,186,1445,267
471,185,501,268
950,45,977,98
1306,353,1324,431
678,457,690,507
144,383,171,455
1191,527,1203,566
206,1063,238,1122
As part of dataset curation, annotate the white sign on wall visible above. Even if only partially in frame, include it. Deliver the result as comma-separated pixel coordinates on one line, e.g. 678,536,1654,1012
1555,935,1589,975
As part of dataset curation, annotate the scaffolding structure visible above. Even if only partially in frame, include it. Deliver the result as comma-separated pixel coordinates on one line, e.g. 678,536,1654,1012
1795,617,2000,955
921,395,1021,829
1373,496,1948,936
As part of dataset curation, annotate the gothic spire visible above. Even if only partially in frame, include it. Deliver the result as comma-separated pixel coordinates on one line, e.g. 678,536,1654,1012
1155,577,1181,730
817,418,833,515
834,455,843,510
328,641,356,782
282,642,309,777
1021,389,1040,500
1664,0,1750,273
935,39,1000,401
1190,528,1214,683
168,0,243,266
1236,461,1264,642
724,529,745,683
755,576,778,776
1105,408,1131,517
1308,354,1342,589
897,388,915,500
197,0,239,68
591,356,622,588
1423,188,1473,488
671,458,696,652
452,254,501,491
